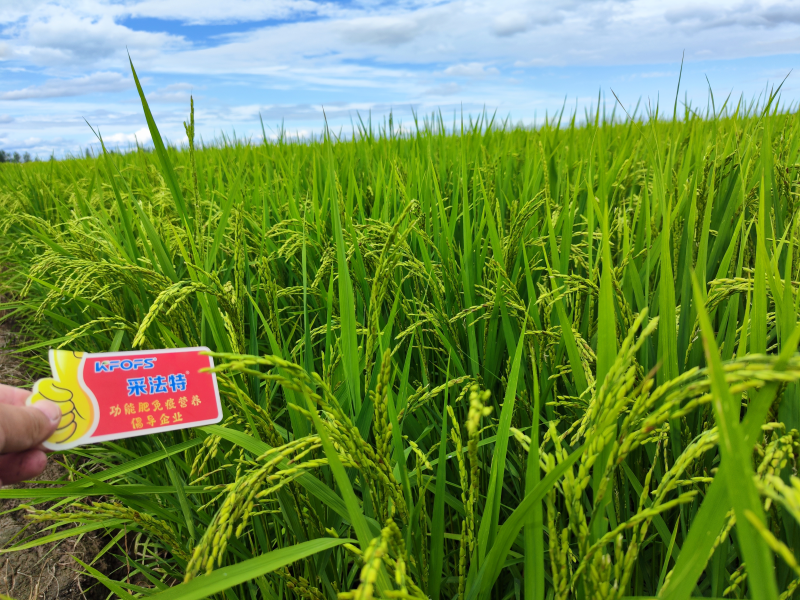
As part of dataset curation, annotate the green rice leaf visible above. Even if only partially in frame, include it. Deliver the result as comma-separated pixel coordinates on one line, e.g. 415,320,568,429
146,538,352,600
691,273,777,600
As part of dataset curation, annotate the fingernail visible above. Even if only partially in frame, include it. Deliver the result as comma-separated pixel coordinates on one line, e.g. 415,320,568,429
34,400,62,424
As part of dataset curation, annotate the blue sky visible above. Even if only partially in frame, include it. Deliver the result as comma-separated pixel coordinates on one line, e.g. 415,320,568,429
1,1,799,157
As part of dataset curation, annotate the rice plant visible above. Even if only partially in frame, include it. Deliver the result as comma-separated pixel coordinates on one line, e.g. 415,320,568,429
1,65,800,600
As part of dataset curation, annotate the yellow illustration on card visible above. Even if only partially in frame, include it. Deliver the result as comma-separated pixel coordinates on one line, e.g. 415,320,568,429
28,350,95,447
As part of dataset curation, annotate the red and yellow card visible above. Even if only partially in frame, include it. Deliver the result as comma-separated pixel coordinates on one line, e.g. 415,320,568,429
27,347,222,450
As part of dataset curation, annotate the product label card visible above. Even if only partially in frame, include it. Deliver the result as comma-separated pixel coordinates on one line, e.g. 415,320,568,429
27,347,222,450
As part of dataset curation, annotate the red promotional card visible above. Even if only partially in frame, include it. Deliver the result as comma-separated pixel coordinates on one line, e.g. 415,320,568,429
27,347,222,450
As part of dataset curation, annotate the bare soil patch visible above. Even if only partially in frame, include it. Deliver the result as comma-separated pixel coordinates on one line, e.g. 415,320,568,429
0,462,112,600
0,310,112,600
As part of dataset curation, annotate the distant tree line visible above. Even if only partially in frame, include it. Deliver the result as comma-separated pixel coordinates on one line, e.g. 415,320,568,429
0,150,33,163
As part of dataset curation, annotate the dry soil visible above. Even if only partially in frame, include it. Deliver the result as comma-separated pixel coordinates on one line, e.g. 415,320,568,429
0,311,112,600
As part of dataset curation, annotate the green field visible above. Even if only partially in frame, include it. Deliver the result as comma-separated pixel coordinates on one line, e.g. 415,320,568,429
1,69,800,600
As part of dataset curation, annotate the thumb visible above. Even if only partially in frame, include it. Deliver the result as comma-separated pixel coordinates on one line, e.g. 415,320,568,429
0,401,61,454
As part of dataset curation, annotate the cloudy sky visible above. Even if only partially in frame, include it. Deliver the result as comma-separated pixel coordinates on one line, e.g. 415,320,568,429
1,0,799,157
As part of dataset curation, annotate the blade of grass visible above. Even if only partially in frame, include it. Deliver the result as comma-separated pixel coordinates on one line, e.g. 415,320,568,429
428,395,449,600
147,538,352,600
300,380,391,591
328,148,362,417
470,443,586,600
2,519,127,552
523,341,544,600
691,273,778,600
161,441,196,545
128,58,193,244
592,202,618,541
656,516,680,594
477,308,527,565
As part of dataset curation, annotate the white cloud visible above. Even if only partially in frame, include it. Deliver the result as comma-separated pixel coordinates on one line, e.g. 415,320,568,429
514,58,549,67
492,12,532,37
103,126,152,146
1,0,800,157
3,7,184,69
266,128,311,140
148,82,195,103
0,114,13,123
665,2,800,30
122,0,321,24
2,0,799,79
337,16,421,47
424,82,462,96
0,0,320,28
762,3,800,25
1,72,132,100
444,63,499,77
0,1,52,23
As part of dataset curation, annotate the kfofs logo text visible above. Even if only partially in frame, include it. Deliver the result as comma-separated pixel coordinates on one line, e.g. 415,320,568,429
94,358,157,373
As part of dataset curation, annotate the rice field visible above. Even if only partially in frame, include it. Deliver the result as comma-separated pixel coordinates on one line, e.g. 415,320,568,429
1,67,800,600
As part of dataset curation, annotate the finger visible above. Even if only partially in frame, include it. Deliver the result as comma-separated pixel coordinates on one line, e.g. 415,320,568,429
0,384,32,407
0,449,48,486
0,401,61,454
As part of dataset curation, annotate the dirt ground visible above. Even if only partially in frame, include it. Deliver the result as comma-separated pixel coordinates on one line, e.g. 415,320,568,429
0,315,112,600
0,463,112,600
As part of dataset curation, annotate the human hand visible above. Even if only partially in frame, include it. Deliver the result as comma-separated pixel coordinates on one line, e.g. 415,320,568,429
0,384,61,486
